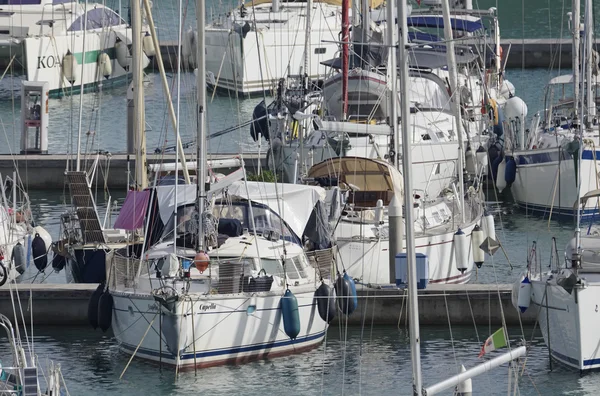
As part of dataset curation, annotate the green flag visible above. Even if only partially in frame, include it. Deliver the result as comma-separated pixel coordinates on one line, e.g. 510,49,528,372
478,328,507,357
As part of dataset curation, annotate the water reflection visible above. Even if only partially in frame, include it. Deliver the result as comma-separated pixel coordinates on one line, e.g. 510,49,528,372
0,325,592,395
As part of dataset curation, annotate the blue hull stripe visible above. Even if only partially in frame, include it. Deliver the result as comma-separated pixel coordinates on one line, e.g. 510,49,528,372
120,330,327,362
515,201,598,219
114,302,317,316
551,349,600,369
516,150,600,165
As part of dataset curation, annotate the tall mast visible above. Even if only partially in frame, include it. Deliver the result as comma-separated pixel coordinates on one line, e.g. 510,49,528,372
584,0,594,125
196,0,207,251
386,0,398,164
341,0,349,120
397,0,422,394
75,0,88,172
132,0,147,190
441,0,465,223
572,0,580,121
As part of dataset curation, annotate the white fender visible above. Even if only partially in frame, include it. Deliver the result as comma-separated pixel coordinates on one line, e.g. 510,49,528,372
62,51,77,85
97,52,112,79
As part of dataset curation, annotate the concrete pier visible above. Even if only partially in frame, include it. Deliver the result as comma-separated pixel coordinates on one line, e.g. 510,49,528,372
155,39,591,71
1,153,266,190
0,283,535,326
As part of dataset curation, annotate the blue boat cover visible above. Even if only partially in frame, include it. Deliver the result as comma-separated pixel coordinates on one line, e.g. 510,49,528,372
407,16,484,33
408,31,441,42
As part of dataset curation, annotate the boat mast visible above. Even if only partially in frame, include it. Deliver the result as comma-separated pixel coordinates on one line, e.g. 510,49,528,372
141,0,191,184
572,0,580,121
584,0,594,125
196,0,207,251
341,0,349,120
397,0,423,393
386,0,398,164
132,0,147,190
441,0,465,223
75,0,89,172
577,0,592,260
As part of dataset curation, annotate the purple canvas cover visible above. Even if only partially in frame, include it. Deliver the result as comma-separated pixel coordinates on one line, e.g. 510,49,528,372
114,190,150,230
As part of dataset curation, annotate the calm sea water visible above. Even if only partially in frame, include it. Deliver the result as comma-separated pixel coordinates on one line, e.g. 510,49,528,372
1,324,597,395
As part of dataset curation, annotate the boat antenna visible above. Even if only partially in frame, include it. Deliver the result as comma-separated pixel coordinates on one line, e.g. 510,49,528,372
397,0,423,393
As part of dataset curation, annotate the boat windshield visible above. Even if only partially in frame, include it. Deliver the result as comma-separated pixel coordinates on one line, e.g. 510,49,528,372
212,201,301,245
68,8,125,31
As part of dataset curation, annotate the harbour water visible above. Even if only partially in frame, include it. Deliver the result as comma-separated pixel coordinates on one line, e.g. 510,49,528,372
4,324,598,395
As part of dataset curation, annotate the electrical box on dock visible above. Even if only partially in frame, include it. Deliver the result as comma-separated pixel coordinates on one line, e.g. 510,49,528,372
21,81,49,155
395,253,429,289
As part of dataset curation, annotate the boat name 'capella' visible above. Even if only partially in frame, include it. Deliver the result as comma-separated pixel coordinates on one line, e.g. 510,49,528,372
37,55,61,69
199,303,217,311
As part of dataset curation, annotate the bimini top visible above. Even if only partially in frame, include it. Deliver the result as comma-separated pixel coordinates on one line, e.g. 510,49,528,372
307,157,404,198
407,15,484,33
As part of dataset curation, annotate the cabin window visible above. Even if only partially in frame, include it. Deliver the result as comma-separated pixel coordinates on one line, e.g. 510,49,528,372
432,211,442,223
285,256,307,278
314,47,326,54
68,8,125,31
260,258,285,278
36,20,55,27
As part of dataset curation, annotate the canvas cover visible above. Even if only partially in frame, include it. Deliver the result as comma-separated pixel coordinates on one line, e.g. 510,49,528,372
307,157,404,198
225,181,326,239
155,184,198,224
114,190,151,230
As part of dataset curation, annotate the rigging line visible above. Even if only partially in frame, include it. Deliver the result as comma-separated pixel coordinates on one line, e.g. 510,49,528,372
119,312,159,380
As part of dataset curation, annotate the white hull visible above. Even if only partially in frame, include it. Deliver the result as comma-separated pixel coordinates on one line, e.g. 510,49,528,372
205,3,340,94
337,213,479,285
21,30,132,96
531,273,600,370
511,148,600,218
111,287,327,368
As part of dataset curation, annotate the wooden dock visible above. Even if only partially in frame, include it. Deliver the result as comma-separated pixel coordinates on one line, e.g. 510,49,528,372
0,283,535,326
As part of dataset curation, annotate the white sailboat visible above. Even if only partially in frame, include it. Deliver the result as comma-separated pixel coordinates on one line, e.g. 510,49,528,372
105,0,333,370
525,0,600,371
391,1,526,393
0,0,153,96
509,0,600,220
204,0,389,94
264,0,488,285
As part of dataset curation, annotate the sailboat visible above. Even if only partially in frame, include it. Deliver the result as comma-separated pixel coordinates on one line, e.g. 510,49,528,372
204,0,386,95
386,0,526,393
508,0,599,220
104,0,334,370
0,0,154,96
261,0,489,285
525,0,600,371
